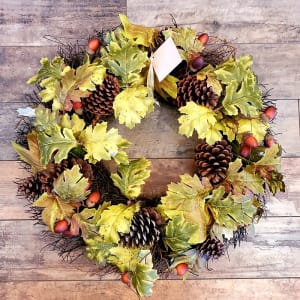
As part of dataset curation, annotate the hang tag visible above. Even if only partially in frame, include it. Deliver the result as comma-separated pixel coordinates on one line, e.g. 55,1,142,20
151,37,182,82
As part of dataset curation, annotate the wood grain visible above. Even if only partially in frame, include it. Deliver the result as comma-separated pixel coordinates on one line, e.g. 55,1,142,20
2,99,300,161
1,158,299,220
0,0,126,46
127,0,300,43
1,44,300,103
0,218,299,281
1,279,299,300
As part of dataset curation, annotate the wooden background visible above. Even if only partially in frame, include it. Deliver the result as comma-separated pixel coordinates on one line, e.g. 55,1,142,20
0,0,299,299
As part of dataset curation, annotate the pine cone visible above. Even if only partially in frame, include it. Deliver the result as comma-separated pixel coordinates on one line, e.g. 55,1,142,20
82,74,120,118
18,158,92,201
174,74,219,108
119,208,161,248
195,139,233,186
198,235,225,261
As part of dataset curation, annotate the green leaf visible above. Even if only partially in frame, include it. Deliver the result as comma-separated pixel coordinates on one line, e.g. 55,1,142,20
27,56,64,84
131,250,159,297
101,39,148,86
207,186,257,229
113,86,155,129
107,246,140,272
164,213,198,252
222,71,262,117
215,55,253,85
154,75,178,99
111,158,151,199
119,14,157,47
85,235,115,266
37,124,77,165
98,203,140,243
197,65,223,96
178,101,222,145
79,122,130,164
34,105,59,134
12,131,44,173
163,27,203,61
53,165,90,203
159,174,212,244
226,158,264,196
237,118,269,144
33,193,75,232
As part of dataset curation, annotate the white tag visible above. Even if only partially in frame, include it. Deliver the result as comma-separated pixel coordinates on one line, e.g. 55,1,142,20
151,37,182,82
17,107,36,118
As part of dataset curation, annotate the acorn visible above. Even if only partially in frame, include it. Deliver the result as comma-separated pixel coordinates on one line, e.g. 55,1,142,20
121,272,131,286
244,135,258,149
86,37,101,55
240,145,252,158
264,133,276,148
72,101,83,115
86,191,101,207
54,219,69,233
263,105,277,121
198,33,209,46
190,55,205,71
176,263,188,276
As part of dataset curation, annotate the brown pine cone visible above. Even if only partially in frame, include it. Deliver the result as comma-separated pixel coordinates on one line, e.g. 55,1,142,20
195,139,233,186
82,74,120,118
197,235,225,261
119,208,161,248
174,74,219,108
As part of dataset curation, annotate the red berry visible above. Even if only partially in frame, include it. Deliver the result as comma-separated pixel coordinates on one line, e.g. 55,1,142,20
54,219,69,233
176,263,188,276
87,37,101,52
198,33,209,46
72,101,82,110
121,272,131,286
244,135,258,148
85,180,92,191
240,145,252,158
264,133,276,148
87,191,101,204
264,105,277,121
191,55,205,71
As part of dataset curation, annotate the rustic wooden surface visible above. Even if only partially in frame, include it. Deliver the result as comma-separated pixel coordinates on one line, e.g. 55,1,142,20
0,0,299,299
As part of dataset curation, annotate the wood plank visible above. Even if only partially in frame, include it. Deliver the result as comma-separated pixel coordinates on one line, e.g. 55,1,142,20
128,0,300,43
1,158,298,220
0,217,299,281
2,99,300,161
1,279,299,300
0,0,126,46
1,44,300,103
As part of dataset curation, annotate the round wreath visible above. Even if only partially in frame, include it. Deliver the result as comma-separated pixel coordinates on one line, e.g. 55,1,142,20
14,14,285,297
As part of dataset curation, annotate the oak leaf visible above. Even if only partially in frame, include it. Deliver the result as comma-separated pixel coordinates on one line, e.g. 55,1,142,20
197,65,222,96
111,158,151,199
113,86,155,129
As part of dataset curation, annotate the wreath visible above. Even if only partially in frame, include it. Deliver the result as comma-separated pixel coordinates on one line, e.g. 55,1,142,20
13,14,285,297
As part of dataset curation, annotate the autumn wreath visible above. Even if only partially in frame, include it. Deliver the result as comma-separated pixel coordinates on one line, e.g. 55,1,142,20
13,14,285,297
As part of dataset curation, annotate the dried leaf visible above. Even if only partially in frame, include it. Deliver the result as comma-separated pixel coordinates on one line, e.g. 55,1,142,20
12,131,44,173
154,75,178,99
